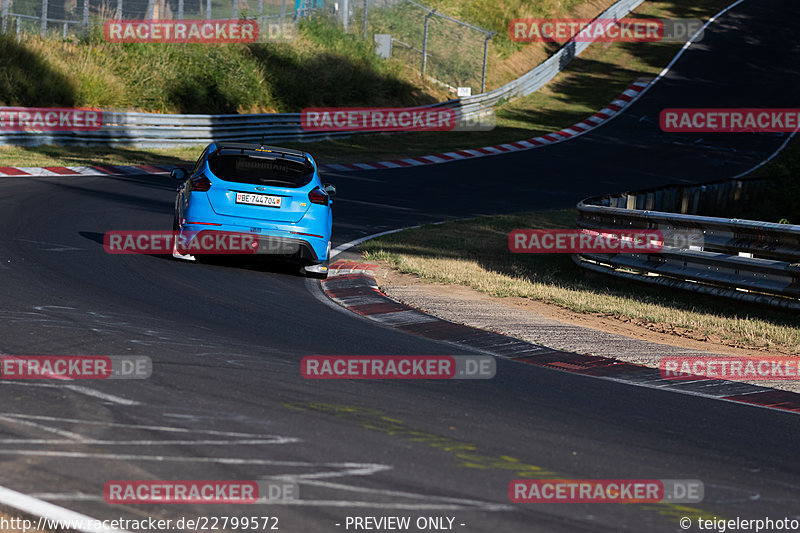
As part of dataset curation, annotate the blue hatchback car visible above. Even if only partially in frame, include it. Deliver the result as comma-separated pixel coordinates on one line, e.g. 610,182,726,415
170,142,335,278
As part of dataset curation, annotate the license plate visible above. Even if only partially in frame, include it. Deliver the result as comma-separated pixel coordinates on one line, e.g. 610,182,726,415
235,192,282,208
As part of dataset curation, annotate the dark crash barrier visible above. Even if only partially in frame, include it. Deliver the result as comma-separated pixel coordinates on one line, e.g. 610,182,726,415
574,175,800,311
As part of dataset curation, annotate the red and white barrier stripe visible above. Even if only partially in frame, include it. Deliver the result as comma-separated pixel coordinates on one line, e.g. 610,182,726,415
0,164,169,177
318,81,649,173
0,82,647,178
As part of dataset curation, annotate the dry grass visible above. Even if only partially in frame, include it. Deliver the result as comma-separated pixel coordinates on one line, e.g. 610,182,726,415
0,0,741,167
362,210,800,354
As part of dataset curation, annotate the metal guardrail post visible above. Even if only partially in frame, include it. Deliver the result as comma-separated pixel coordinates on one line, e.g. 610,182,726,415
178,0,184,20
481,32,495,94
82,0,89,33
206,0,212,19
421,9,435,76
362,0,367,39
1,0,7,34
41,0,48,37
233,0,238,19
117,0,123,19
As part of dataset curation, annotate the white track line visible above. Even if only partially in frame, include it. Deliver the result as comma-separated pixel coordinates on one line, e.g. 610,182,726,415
731,130,799,179
330,226,420,259
604,0,751,118
1,382,139,406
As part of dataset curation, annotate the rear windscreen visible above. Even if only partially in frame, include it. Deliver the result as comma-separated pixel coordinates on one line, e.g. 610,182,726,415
207,151,314,188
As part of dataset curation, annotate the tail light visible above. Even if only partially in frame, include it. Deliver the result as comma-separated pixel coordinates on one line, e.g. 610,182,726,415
308,186,329,206
191,176,211,192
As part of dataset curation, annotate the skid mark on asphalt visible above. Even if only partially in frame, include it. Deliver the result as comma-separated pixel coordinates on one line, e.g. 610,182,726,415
0,307,258,350
286,402,720,523
0,413,507,511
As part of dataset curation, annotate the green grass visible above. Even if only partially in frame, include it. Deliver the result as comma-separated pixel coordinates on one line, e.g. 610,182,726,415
0,0,743,168
739,137,800,224
362,209,800,354
0,17,427,114
0,144,201,168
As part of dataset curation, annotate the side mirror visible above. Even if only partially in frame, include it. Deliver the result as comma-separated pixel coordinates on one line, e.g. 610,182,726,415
171,168,188,181
323,183,336,196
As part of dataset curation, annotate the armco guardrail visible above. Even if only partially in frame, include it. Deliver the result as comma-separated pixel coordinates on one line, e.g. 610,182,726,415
0,0,644,147
574,177,800,311
0,111,359,147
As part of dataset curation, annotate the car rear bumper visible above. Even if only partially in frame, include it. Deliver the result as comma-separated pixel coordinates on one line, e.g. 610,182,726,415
177,228,326,264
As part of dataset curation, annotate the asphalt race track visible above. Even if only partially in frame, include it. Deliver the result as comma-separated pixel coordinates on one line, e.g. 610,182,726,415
0,0,798,531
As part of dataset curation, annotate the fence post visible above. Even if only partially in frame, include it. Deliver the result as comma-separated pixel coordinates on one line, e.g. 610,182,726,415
342,0,349,31
1,0,8,34
421,9,435,76
206,0,211,19
82,0,89,33
41,0,48,38
280,0,286,22
481,32,494,94
178,0,184,19
362,0,366,39
116,0,123,19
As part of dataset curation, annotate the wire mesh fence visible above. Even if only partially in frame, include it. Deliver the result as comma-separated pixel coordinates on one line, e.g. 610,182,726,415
349,0,494,93
0,0,492,91
0,0,309,39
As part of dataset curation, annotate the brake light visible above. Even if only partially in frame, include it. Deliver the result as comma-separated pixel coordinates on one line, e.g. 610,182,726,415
308,186,328,206
191,176,211,192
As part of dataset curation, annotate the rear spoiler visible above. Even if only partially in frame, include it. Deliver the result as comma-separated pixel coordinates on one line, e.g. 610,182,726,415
213,143,312,165
255,144,306,158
